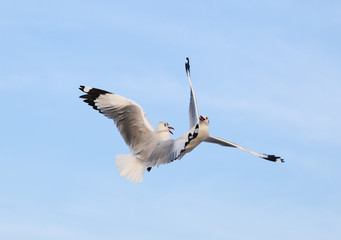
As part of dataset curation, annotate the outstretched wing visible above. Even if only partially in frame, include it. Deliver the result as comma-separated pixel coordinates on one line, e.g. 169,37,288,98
148,124,200,167
79,86,155,153
204,136,284,163
186,58,200,129
148,139,187,167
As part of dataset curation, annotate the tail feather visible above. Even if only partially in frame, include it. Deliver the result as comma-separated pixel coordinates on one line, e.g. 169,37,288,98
115,154,145,183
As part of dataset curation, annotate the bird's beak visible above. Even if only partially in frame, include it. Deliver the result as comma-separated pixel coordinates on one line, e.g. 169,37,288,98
199,115,205,121
168,126,174,134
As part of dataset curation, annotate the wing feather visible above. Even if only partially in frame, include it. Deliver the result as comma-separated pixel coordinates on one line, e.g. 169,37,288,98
186,58,199,129
80,86,155,153
147,139,187,167
204,136,284,162
148,124,200,167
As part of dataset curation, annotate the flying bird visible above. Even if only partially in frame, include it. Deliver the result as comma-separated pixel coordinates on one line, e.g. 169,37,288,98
79,86,199,183
79,59,282,183
182,58,284,163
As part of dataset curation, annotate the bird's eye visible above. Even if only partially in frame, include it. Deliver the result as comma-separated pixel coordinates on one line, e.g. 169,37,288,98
164,123,167,127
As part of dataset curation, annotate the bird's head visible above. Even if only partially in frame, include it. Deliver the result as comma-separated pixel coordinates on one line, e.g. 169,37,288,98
156,121,174,134
199,115,209,124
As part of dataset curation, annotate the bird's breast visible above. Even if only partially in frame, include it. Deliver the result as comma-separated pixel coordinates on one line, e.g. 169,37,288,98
184,124,209,153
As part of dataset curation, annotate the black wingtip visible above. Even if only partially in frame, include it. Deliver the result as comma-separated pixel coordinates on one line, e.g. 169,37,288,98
184,124,199,148
262,154,285,163
78,86,111,111
185,57,190,75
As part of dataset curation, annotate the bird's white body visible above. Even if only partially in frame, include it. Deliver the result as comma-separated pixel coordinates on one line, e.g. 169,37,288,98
178,119,209,159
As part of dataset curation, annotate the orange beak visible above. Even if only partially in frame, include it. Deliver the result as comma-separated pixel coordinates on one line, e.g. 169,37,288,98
199,115,205,121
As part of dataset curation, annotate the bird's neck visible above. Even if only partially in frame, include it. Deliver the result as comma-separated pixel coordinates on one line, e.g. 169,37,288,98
199,122,209,138
157,130,170,140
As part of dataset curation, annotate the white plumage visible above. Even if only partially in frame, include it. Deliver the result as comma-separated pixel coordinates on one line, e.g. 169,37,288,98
183,57,284,163
79,58,283,183
79,86,198,183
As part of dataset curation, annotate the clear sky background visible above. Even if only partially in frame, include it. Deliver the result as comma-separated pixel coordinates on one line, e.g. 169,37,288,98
1,1,341,239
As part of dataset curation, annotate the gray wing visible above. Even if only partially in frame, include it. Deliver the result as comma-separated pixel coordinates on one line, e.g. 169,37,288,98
147,139,187,167
204,136,284,163
186,58,199,129
79,86,155,153
148,124,200,167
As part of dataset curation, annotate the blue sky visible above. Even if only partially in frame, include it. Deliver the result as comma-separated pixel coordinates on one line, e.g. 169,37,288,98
1,0,341,239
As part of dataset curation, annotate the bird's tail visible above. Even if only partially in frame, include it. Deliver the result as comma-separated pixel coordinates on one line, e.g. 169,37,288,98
115,154,145,183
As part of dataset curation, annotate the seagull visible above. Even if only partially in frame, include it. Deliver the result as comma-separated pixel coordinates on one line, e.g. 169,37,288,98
79,86,199,183
181,57,284,163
